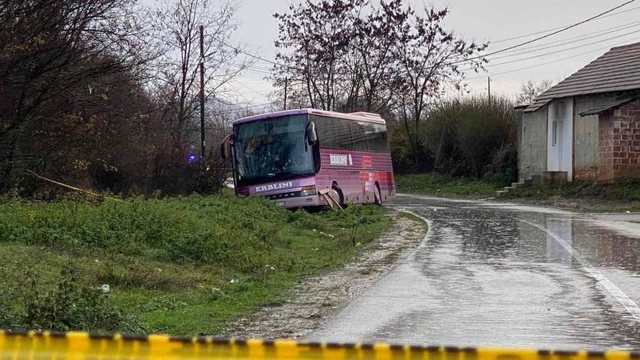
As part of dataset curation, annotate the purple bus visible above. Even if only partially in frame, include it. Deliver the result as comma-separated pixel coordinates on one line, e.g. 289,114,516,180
221,109,396,208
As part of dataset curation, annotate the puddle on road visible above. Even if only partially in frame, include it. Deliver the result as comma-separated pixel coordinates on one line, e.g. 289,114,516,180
368,196,640,349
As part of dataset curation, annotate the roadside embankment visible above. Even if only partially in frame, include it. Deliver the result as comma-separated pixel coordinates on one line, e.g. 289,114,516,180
222,211,427,339
397,173,640,213
501,178,640,212
0,194,391,335
396,173,505,197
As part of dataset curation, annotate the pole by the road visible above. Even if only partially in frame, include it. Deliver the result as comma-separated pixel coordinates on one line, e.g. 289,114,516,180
284,77,288,110
199,25,206,161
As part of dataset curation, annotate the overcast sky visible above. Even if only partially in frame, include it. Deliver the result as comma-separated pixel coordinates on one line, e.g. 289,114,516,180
219,0,640,106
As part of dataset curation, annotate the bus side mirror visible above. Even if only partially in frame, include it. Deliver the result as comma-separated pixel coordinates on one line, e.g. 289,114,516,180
220,134,233,160
306,122,318,145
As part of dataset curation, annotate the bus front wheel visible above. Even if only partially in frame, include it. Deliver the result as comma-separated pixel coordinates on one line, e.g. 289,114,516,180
331,184,345,209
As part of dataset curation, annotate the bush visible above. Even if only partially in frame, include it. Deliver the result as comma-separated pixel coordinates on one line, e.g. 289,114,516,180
150,146,228,196
389,125,427,173
396,173,504,196
0,195,391,335
420,96,516,183
0,195,293,271
482,144,518,184
4,267,142,333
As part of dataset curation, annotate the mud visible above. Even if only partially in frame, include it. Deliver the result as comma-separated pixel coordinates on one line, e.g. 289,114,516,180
221,211,426,339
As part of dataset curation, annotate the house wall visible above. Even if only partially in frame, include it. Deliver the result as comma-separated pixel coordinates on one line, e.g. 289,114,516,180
519,108,547,181
573,94,618,180
599,100,640,181
598,114,614,182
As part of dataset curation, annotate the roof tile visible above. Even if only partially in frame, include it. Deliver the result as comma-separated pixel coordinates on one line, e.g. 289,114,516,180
524,42,640,112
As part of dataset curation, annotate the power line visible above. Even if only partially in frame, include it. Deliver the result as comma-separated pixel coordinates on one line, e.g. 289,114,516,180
487,20,640,60
491,5,640,44
481,28,640,68
228,78,273,99
218,2,638,76
208,101,276,114
227,61,273,75
467,37,635,80
451,0,637,64
218,40,304,71
244,67,272,75
490,78,521,92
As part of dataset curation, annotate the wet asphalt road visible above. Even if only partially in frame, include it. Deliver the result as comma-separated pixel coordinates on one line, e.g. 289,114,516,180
310,194,640,349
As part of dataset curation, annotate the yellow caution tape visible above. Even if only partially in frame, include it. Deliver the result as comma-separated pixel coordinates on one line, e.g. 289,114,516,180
0,330,637,360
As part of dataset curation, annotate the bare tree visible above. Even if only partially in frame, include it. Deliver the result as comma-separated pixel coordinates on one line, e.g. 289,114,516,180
516,80,555,105
272,0,487,169
350,0,408,113
0,0,150,190
392,5,487,168
273,0,365,111
273,0,410,113
148,0,252,141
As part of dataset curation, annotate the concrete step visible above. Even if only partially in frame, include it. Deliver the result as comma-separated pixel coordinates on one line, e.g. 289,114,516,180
496,190,507,197
530,174,543,186
512,181,531,189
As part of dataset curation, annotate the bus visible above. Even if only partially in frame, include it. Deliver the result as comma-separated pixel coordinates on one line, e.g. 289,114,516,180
221,108,395,208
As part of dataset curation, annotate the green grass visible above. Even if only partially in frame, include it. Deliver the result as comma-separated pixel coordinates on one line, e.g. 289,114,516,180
396,173,505,196
516,178,640,200
504,178,640,210
0,194,390,335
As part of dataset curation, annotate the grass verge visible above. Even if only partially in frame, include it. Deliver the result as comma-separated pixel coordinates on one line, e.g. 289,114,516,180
396,173,505,197
503,178,640,212
0,194,390,335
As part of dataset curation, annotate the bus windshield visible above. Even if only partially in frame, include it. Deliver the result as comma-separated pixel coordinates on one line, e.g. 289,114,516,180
233,115,314,185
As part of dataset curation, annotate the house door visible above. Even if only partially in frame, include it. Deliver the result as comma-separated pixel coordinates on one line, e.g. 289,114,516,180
547,98,573,179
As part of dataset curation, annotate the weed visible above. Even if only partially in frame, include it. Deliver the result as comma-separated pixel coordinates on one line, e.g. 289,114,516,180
506,178,640,202
7,266,143,333
396,173,504,196
0,195,390,335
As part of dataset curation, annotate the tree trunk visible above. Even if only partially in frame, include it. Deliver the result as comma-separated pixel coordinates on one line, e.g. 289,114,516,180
402,117,420,170
434,122,446,171
0,132,18,191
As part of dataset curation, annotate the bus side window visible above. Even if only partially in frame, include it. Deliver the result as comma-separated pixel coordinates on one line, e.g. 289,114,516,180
350,121,388,152
371,123,389,152
314,116,351,150
314,115,388,153
350,122,369,151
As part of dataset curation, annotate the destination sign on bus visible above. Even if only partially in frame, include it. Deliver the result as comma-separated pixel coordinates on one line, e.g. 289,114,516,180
330,154,352,166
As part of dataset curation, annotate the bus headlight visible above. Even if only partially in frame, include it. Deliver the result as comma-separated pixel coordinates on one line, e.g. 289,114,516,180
300,185,317,197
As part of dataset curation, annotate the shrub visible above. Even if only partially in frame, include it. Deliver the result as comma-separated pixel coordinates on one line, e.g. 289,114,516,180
0,195,391,335
482,144,518,184
11,267,142,333
0,195,294,272
420,96,516,183
389,125,424,173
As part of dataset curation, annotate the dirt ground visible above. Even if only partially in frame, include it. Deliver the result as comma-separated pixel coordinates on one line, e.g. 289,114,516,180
221,211,426,339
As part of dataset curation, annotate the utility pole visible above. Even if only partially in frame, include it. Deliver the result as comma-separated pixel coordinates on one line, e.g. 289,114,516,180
199,25,206,162
283,77,288,110
487,76,491,105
